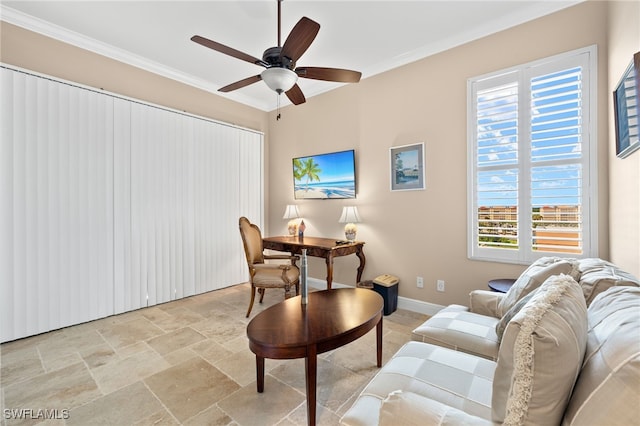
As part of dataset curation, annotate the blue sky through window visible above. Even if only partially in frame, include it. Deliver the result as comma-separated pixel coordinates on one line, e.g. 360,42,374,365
477,67,583,208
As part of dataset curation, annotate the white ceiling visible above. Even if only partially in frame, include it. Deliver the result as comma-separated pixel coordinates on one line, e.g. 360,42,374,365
2,0,582,111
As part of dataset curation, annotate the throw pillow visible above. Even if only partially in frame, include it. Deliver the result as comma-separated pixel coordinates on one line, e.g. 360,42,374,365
492,274,588,425
494,288,538,342
498,258,579,317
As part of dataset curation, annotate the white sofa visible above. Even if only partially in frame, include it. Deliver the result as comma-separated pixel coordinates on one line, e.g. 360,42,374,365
341,258,640,425
411,257,639,360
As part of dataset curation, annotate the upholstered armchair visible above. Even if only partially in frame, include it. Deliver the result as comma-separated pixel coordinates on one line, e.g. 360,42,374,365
238,217,300,317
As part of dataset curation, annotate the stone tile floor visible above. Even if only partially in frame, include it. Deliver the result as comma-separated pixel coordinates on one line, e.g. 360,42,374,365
1,284,428,425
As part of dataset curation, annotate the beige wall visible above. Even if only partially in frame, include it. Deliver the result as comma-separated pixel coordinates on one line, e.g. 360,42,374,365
608,1,640,278
2,1,636,308
267,1,614,306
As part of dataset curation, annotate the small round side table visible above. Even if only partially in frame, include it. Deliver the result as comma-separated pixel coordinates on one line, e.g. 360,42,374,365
488,278,516,293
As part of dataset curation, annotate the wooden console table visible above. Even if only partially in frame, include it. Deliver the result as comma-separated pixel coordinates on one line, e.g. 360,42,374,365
262,236,365,289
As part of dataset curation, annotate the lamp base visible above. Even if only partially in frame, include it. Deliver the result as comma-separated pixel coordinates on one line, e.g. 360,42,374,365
287,220,298,236
344,223,357,241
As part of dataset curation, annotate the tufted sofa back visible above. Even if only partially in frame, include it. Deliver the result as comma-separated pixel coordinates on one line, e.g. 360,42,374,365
562,286,640,425
575,258,640,305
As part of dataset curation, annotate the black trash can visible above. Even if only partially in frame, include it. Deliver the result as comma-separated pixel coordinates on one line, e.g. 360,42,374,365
358,275,398,316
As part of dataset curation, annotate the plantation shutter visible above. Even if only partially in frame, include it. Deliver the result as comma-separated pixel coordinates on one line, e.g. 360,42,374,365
468,46,596,264
529,66,584,255
474,76,520,256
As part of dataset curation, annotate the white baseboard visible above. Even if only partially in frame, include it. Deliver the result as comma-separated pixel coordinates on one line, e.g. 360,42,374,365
397,296,443,316
307,278,443,317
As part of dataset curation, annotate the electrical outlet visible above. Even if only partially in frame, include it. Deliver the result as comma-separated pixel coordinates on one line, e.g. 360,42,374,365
416,276,424,288
436,280,445,292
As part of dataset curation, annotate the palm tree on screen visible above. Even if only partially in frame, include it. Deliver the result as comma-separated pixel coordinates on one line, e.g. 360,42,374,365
293,158,304,182
299,158,322,192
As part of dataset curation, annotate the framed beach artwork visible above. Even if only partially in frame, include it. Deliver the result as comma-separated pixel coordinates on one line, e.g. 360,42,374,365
390,143,425,191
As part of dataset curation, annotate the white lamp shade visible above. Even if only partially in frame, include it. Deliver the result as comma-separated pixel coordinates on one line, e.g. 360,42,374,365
339,206,361,223
283,204,301,219
261,68,298,93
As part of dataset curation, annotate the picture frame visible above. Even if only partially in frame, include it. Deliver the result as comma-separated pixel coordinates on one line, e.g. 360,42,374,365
613,51,640,159
390,143,425,191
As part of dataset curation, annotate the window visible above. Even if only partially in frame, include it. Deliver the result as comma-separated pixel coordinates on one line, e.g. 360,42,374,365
467,46,597,264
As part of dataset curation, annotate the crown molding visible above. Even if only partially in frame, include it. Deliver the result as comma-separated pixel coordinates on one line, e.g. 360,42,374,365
1,1,582,113
0,5,271,111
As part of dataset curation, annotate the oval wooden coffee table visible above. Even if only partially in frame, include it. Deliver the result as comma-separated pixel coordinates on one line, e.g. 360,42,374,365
246,288,384,426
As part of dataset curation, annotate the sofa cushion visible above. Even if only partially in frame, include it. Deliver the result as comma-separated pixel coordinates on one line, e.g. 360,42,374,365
498,257,579,317
576,258,640,305
494,288,537,341
469,289,504,318
378,390,494,426
412,306,500,360
563,286,640,425
340,341,496,426
492,274,587,425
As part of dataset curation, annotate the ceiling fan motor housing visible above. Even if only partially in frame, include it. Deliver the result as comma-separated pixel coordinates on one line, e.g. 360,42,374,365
263,47,295,69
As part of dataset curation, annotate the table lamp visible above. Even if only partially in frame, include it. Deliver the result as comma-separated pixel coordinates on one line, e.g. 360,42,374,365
339,206,361,241
283,205,301,236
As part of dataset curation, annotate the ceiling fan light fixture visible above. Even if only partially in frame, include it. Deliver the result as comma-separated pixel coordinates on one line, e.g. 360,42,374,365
261,67,298,94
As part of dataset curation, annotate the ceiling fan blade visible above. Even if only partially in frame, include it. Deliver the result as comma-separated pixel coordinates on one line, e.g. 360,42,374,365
285,84,306,105
191,35,265,67
296,67,362,83
219,75,262,93
280,17,320,62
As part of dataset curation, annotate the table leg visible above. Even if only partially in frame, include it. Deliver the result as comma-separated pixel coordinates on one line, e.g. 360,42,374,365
256,356,265,393
325,253,334,290
376,317,383,367
305,346,318,426
355,246,366,284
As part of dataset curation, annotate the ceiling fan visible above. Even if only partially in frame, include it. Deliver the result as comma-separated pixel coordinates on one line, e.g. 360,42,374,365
191,0,361,107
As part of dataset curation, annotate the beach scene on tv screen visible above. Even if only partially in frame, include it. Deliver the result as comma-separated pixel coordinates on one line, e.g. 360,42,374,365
293,150,355,199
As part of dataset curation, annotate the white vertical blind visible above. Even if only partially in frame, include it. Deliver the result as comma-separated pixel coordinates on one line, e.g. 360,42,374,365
1,67,263,342
130,103,188,307
239,130,264,225
113,98,134,314
1,69,115,340
238,130,264,285
193,118,231,295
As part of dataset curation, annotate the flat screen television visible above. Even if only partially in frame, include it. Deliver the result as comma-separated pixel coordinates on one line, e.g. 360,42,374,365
293,149,356,199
